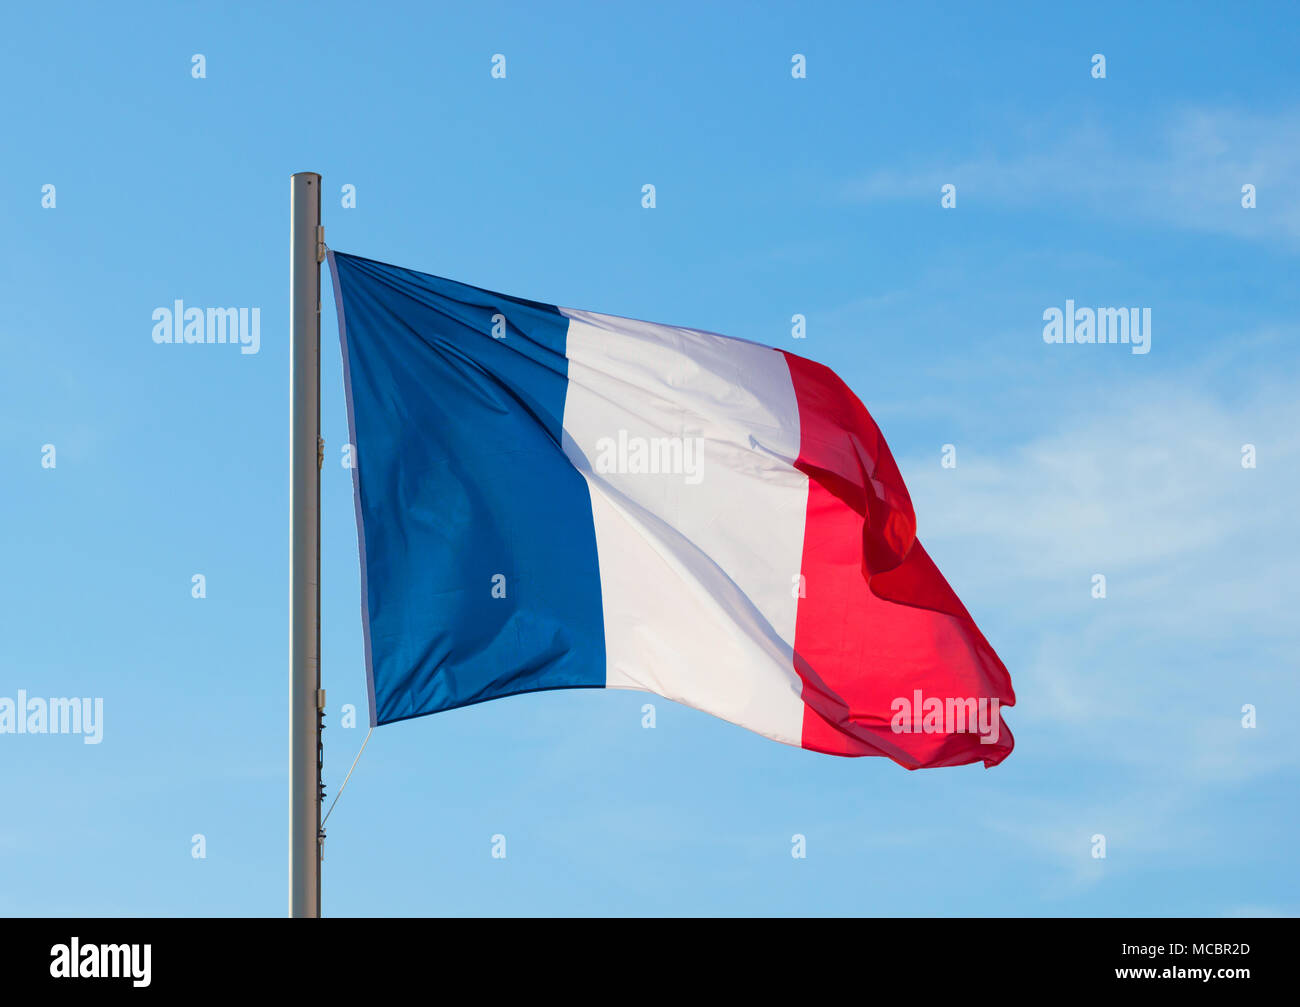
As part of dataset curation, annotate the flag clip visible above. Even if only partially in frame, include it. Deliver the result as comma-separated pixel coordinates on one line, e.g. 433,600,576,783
316,226,326,264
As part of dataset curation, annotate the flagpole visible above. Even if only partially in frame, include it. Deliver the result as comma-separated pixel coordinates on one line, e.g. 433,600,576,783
289,171,323,918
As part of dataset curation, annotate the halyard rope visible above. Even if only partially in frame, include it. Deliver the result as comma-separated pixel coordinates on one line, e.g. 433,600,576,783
322,726,373,826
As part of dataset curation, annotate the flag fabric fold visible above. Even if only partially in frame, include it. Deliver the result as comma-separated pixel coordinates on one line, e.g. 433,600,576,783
329,250,1014,769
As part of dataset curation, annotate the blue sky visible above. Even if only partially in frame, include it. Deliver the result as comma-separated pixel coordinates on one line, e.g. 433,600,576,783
2,0,1297,916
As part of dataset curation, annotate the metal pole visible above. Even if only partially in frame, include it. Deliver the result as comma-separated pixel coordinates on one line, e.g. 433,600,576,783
289,171,323,918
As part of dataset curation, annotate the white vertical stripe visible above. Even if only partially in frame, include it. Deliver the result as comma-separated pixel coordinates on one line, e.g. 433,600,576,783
559,307,808,746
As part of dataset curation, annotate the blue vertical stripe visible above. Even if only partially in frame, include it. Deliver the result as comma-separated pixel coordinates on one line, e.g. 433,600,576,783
330,252,606,725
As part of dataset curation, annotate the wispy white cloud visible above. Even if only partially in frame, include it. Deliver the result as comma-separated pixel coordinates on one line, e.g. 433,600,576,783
843,106,1300,243
906,380,1299,618
899,377,1300,790
1222,904,1294,918
982,787,1202,895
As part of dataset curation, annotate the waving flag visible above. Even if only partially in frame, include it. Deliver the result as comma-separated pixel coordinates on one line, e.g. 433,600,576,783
329,251,1014,769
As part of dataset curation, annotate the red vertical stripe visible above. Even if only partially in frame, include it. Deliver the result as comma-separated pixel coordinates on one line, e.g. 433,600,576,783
783,352,1015,768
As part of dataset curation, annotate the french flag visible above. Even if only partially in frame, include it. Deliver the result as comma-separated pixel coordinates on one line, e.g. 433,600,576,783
329,251,1014,769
